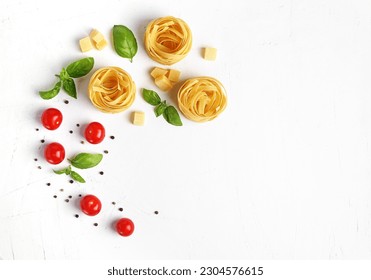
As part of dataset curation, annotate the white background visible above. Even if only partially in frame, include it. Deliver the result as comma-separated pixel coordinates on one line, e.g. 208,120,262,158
0,0,371,260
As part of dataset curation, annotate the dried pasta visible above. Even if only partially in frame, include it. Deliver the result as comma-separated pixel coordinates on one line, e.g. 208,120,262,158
177,77,227,122
144,16,192,65
88,67,136,113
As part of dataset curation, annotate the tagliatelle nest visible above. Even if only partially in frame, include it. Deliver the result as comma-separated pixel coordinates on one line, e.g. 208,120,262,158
177,77,227,122
144,16,192,65
88,67,136,113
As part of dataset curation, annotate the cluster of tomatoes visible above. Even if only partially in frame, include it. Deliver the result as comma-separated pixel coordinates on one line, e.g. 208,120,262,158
41,107,135,237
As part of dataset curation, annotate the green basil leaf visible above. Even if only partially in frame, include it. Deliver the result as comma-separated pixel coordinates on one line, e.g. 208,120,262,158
143,88,161,106
70,171,86,183
70,153,103,169
53,166,68,175
59,68,70,81
65,165,71,175
155,101,167,117
163,106,183,126
62,78,77,99
112,25,138,62
66,57,94,78
53,165,71,175
39,81,61,100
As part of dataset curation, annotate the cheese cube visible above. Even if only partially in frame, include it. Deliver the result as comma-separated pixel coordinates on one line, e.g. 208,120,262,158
95,38,108,50
150,67,167,79
90,29,104,43
154,75,173,92
167,69,181,82
203,47,217,60
89,29,108,50
133,111,145,126
79,37,93,52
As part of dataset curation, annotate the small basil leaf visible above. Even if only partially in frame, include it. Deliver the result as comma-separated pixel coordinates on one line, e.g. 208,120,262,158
143,88,161,106
112,25,138,62
70,153,103,169
155,101,167,117
39,81,61,100
53,165,71,175
66,57,94,78
70,171,86,183
59,68,70,81
63,78,77,99
163,106,183,126
53,166,68,175
65,165,71,175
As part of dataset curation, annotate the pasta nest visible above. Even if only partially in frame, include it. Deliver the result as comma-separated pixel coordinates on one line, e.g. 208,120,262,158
88,66,136,113
177,77,227,122
144,16,192,65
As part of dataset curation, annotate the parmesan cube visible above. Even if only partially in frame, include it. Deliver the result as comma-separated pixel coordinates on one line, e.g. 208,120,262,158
95,38,108,50
154,75,173,92
79,37,93,52
133,111,145,126
150,67,167,79
203,47,217,61
90,29,105,43
167,69,181,82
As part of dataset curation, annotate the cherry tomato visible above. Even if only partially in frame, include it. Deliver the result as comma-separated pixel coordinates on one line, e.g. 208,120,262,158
41,108,63,130
44,142,65,164
80,195,102,216
116,218,135,237
84,122,105,144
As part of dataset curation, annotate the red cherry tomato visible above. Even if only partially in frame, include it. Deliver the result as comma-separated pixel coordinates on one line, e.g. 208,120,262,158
44,142,65,164
116,218,135,237
84,122,105,144
80,195,102,216
41,108,63,130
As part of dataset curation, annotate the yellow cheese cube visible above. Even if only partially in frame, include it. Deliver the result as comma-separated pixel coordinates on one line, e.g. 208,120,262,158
90,29,104,43
79,37,93,52
133,111,145,126
95,38,108,50
167,69,181,82
154,75,173,92
90,29,108,50
203,47,217,60
150,67,167,79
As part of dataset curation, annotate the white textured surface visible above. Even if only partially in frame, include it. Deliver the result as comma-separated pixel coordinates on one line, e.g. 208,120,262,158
1,0,371,260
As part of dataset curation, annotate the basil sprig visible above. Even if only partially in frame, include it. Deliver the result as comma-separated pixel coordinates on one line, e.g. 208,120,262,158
112,25,138,62
54,165,86,183
53,153,103,183
142,88,183,126
39,57,94,100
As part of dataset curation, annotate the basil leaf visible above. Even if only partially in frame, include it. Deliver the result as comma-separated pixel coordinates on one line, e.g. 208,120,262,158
59,68,70,81
53,167,68,175
163,106,183,126
53,165,71,175
143,88,161,106
62,78,77,99
70,153,103,169
39,81,61,100
70,171,86,183
155,101,167,117
66,57,94,78
112,25,138,62
65,165,71,175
